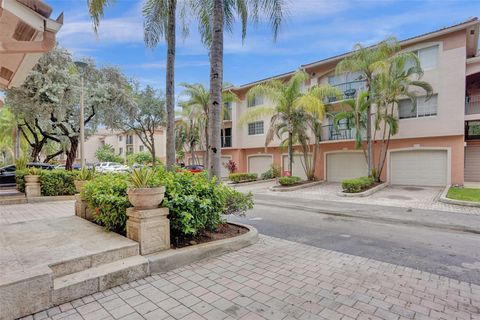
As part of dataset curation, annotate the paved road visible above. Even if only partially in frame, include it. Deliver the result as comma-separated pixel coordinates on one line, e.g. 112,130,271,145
229,202,480,285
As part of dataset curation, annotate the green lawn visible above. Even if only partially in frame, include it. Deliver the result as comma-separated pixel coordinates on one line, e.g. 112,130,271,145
447,187,480,202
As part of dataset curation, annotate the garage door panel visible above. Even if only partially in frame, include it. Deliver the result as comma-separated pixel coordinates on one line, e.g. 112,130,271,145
283,154,311,180
248,155,272,176
390,150,447,186
326,153,367,182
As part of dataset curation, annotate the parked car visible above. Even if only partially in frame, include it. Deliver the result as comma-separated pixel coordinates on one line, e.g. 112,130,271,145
0,163,54,187
55,163,81,170
96,162,129,173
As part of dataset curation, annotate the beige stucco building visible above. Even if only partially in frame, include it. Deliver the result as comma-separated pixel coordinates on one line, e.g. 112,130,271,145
84,129,166,164
201,18,480,186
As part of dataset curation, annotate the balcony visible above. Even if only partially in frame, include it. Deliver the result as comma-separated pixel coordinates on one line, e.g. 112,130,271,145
221,136,232,148
466,95,480,115
322,124,356,141
327,80,367,103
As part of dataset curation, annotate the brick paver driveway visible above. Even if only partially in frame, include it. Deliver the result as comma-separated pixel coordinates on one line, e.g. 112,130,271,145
31,236,480,320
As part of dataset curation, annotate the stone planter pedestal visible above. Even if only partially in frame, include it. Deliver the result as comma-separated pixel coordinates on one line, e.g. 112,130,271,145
126,207,170,255
25,175,41,198
75,194,88,219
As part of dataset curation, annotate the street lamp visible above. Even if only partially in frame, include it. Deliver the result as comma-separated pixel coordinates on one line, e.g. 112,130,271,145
74,61,87,169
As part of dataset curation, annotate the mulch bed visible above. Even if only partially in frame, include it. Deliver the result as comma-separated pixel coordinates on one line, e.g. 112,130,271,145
273,180,313,188
343,181,383,193
171,223,248,249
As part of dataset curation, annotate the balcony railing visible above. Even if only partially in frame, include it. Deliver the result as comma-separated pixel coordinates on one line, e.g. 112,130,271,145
322,124,356,141
466,95,480,115
221,136,232,148
327,80,367,103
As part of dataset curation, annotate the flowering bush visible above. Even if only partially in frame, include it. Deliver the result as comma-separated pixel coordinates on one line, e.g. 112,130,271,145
223,160,237,174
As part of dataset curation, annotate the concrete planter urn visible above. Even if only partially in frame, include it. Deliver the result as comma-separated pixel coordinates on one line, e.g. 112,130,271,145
74,180,86,193
25,175,40,184
127,186,165,209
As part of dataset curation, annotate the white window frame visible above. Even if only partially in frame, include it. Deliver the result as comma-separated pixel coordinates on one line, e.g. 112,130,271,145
398,94,438,119
248,121,264,135
247,95,264,107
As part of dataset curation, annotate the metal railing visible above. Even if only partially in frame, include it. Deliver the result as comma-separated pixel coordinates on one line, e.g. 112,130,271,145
327,80,367,103
221,136,232,148
466,95,480,115
322,124,355,141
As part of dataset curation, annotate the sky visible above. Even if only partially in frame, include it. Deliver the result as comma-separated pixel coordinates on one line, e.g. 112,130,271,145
38,0,480,96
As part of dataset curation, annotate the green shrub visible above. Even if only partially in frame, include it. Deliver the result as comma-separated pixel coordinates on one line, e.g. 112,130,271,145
279,176,301,186
82,173,130,234
229,173,257,183
40,170,78,196
341,176,374,193
16,169,27,192
260,164,281,180
223,188,254,216
95,144,124,163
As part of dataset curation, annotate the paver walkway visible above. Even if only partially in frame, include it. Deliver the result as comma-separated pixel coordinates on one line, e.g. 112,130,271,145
0,200,73,225
28,236,480,320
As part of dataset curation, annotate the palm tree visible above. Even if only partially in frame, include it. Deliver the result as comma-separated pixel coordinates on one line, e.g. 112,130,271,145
179,83,238,166
240,70,329,176
191,0,287,179
336,37,400,176
87,0,189,171
372,52,433,181
175,104,202,165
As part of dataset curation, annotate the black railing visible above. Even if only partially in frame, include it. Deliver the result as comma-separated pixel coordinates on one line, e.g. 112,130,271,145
466,95,480,115
322,124,355,141
221,136,232,148
327,80,367,103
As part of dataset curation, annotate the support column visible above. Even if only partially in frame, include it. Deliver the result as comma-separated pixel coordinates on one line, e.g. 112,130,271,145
126,207,170,255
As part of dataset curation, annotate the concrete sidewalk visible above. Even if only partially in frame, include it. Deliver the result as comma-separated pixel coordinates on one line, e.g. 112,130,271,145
30,236,480,320
254,193,480,234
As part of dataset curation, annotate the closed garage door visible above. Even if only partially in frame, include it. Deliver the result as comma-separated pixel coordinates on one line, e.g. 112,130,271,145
283,154,311,180
248,155,272,176
220,156,231,178
390,150,447,186
326,152,367,182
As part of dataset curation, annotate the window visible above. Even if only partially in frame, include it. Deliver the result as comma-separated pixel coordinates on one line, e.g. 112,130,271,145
139,145,144,152
405,45,438,71
247,95,264,107
119,147,123,155
248,121,264,135
126,135,133,145
127,146,133,154
398,94,438,119
118,135,123,142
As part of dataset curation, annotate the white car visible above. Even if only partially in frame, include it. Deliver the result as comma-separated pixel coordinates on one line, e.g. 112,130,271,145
96,162,129,173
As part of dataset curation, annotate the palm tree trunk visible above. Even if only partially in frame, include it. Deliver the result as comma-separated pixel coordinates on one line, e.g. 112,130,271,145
165,0,176,171
208,0,224,180
150,133,156,166
204,124,209,167
366,104,372,177
288,130,293,175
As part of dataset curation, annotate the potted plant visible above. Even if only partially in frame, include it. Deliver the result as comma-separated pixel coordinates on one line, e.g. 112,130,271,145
74,167,94,193
127,167,165,209
25,167,41,183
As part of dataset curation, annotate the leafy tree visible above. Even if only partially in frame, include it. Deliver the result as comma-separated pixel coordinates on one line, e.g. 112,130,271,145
336,37,400,176
95,144,124,163
175,104,202,165
104,85,165,166
127,151,157,166
191,0,287,179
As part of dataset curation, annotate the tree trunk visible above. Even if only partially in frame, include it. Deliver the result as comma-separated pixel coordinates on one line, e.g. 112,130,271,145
30,140,45,162
208,0,224,180
65,138,78,171
288,129,293,175
150,133,156,166
165,0,176,171
204,124,209,168
366,104,372,177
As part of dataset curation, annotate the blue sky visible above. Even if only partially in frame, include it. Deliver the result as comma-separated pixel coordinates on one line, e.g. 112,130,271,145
47,0,479,96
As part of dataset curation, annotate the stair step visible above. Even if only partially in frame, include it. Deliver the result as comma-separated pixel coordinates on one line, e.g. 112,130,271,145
49,243,139,278
53,255,149,305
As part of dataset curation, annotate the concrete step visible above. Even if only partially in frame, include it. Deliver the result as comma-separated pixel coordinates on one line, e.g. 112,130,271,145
0,196,27,205
53,255,149,305
49,243,140,278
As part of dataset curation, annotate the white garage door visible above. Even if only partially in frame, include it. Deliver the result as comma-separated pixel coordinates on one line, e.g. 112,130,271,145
282,154,311,180
220,156,231,178
248,155,272,176
326,152,367,182
390,150,447,186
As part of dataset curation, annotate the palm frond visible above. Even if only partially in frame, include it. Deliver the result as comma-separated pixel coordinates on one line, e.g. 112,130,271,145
238,105,276,125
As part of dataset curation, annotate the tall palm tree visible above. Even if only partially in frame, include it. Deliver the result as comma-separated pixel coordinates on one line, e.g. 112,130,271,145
372,52,432,181
240,70,328,176
180,82,238,165
191,0,287,179
336,37,400,177
87,0,189,171
175,104,202,165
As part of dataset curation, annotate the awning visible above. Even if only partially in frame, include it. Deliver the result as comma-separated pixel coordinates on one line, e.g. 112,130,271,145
0,0,63,89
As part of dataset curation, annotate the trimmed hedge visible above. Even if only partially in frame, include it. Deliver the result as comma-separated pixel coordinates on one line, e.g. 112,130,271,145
341,176,374,193
40,170,78,196
229,173,257,183
15,169,27,193
260,164,281,180
279,176,301,186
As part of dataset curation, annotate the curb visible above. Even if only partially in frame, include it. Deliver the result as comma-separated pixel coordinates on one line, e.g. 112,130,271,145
147,223,258,274
269,180,324,192
227,179,276,187
27,195,76,203
337,183,388,197
255,200,480,235
439,185,480,208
